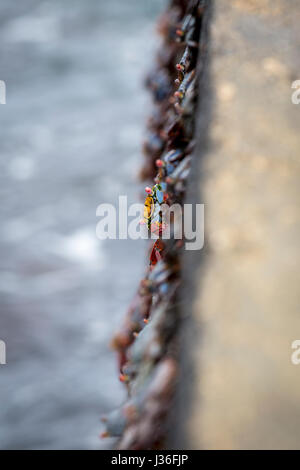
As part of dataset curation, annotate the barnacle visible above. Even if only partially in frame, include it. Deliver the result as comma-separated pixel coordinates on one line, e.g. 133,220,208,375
103,0,208,449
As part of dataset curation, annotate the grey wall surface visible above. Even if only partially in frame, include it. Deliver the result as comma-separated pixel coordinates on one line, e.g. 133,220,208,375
176,0,300,450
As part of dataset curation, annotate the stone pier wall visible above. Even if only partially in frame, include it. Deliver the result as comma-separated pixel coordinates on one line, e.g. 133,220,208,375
172,0,300,450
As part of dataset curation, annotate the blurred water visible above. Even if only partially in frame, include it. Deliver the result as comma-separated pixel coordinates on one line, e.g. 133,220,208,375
0,0,164,449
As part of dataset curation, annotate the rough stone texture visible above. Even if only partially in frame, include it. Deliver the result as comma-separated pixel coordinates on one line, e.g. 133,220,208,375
178,0,300,450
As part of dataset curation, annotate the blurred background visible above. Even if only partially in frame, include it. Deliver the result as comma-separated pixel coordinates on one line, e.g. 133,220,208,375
0,0,165,449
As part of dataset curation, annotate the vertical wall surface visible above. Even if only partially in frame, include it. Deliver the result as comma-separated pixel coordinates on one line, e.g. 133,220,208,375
177,0,300,449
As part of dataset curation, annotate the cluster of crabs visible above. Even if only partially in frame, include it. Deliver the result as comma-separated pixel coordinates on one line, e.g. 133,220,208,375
102,0,206,449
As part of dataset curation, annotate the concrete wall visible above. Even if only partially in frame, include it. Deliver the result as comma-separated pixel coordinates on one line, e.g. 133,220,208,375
174,0,300,450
